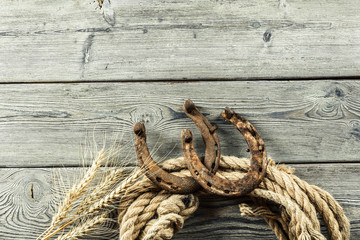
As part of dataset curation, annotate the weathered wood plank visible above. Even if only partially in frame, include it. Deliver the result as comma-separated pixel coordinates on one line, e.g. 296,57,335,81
0,81,360,167
1,0,359,82
0,163,358,239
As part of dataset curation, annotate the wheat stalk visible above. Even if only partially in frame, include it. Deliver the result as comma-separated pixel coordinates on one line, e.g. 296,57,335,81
41,169,141,239
56,212,110,240
40,168,136,240
41,216,81,240
52,149,105,225
39,149,105,240
76,168,126,214
87,169,143,214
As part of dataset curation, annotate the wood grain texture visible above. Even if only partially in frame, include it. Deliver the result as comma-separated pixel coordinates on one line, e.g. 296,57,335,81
1,80,360,167
0,163,358,239
1,0,359,82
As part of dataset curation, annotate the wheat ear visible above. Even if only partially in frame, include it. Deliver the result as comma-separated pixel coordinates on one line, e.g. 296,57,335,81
76,168,126,214
39,149,105,240
56,212,110,240
44,169,141,239
87,169,143,214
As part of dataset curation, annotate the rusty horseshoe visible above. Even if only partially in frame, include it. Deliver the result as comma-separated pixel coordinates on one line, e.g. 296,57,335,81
134,122,198,193
183,99,221,173
133,100,221,193
182,107,268,196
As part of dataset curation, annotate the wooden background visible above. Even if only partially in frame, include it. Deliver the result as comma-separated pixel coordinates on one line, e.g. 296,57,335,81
0,0,359,239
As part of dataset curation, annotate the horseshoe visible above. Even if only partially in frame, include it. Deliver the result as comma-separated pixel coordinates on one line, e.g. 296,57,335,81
134,122,198,193
182,107,268,196
133,100,221,193
182,99,221,173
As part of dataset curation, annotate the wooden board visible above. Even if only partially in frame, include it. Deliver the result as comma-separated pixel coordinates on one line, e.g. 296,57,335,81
0,163,358,239
0,80,359,167
1,0,359,82
2,0,359,239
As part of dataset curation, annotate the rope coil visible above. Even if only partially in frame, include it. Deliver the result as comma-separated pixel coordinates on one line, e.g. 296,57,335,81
118,156,350,240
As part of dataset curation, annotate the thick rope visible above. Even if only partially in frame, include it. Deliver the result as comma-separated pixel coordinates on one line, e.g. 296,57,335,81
139,194,199,240
118,156,350,240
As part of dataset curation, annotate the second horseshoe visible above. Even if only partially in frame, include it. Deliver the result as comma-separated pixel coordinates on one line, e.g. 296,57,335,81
134,100,221,193
182,107,268,197
183,99,221,173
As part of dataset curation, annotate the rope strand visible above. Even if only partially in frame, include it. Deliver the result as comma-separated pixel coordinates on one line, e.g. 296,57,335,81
118,156,350,240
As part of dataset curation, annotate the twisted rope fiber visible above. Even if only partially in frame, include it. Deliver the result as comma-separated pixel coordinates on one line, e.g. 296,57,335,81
118,156,350,240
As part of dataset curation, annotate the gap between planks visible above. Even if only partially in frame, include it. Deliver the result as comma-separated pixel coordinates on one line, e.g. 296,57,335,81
0,77,359,85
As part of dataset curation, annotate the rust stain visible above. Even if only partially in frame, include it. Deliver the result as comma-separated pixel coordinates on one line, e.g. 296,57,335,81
134,100,220,193
182,107,268,197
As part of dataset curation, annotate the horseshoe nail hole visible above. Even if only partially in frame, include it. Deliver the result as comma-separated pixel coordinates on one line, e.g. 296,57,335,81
207,182,212,188
156,177,162,183
194,170,199,176
171,185,180,190
185,136,192,143
210,125,217,133
259,145,263,152
224,107,234,119
184,100,196,113
251,130,257,137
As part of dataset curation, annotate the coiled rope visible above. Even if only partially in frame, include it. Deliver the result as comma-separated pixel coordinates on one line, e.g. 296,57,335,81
117,156,350,240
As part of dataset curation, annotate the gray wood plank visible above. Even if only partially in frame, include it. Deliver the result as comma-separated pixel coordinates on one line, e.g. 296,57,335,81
1,0,359,82
1,80,360,167
0,163,358,239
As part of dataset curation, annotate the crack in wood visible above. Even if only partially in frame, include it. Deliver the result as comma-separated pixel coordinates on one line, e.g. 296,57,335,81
30,183,34,200
81,34,95,79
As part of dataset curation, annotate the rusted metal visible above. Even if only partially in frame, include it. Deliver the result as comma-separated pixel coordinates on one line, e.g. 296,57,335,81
182,99,221,173
182,107,268,197
134,122,199,193
134,100,221,193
